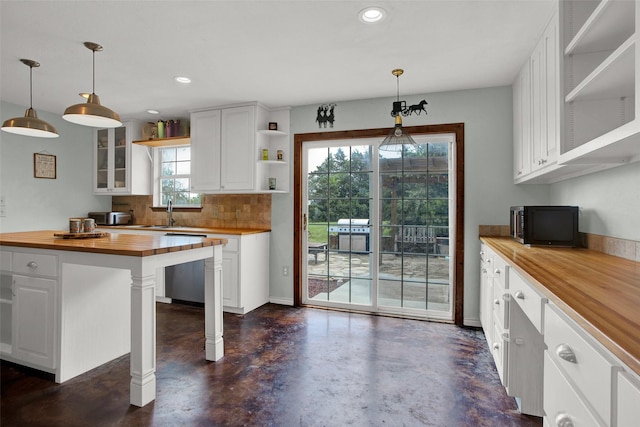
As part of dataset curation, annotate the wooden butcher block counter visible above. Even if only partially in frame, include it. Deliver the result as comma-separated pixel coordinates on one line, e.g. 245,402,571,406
481,236,640,376
0,229,227,408
0,229,227,256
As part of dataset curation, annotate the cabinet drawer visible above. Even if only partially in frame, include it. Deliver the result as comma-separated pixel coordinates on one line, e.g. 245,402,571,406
12,253,58,277
544,352,600,427
617,371,640,427
545,304,618,425
509,269,546,334
491,314,508,386
492,277,509,329
492,255,507,288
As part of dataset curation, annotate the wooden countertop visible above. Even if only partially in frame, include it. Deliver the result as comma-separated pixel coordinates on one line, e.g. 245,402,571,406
0,230,227,257
481,237,640,376
103,225,270,235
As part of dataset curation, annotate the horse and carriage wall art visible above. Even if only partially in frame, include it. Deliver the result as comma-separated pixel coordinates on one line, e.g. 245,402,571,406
314,99,428,129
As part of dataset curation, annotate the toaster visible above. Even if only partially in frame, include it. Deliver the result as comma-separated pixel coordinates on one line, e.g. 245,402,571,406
88,211,132,225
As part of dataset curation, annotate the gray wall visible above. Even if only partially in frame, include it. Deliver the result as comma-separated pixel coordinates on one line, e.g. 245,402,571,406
550,161,640,241
269,86,550,325
0,101,111,232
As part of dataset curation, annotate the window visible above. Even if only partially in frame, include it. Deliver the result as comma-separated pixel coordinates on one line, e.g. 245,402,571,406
156,146,201,207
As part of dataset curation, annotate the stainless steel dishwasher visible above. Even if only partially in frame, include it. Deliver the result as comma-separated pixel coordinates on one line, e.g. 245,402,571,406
164,233,206,306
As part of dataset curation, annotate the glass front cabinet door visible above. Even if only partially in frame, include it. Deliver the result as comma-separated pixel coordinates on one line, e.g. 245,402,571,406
93,121,150,195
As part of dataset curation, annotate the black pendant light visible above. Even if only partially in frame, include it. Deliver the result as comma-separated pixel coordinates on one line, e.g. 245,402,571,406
379,69,419,152
1,59,59,138
63,42,122,128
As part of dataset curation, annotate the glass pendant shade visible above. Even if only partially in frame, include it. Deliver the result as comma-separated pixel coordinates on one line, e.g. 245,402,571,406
379,69,419,152
1,59,59,138
379,115,418,152
63,42,122,128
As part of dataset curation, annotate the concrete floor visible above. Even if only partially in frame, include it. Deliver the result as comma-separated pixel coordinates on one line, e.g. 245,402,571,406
1,303,542,427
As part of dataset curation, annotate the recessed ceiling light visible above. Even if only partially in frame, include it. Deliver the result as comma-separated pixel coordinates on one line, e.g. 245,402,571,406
174,76,191,84
147,109,160,115
359,7,386,24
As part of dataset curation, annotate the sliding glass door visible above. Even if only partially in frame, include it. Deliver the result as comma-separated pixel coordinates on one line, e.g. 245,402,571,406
302,134,454,320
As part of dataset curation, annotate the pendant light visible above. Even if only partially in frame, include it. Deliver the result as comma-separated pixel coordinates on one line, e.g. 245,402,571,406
63,42,122,128
379,69,419,152
1,59,59,138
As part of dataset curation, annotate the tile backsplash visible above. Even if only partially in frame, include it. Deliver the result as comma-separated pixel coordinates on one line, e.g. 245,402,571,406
479,225,640,262
112,194,271,229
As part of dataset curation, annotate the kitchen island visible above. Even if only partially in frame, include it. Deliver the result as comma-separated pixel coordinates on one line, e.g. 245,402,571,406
0,230,226,407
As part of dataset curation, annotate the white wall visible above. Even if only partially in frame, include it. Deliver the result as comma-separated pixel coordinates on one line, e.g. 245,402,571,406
550,161,640,241
0,101,111,232
270,86,550,325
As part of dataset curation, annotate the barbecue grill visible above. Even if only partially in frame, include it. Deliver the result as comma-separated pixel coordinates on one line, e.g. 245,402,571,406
328,218,371,252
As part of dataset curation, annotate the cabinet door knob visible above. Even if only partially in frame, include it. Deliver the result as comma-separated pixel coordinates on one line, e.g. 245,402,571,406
26,261,38,269
494,299,500,306
494,268,501,275
514,290,525,300
492,343,499,350
555,413,574,427
556,344,577,363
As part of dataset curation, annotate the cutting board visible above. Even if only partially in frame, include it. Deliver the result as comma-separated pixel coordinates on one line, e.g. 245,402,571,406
54,231,110,239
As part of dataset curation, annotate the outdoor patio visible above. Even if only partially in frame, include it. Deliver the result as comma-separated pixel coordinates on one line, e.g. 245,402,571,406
307,250,451,311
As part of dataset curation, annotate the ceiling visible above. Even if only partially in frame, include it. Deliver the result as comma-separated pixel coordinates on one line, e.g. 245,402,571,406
1,0,555,122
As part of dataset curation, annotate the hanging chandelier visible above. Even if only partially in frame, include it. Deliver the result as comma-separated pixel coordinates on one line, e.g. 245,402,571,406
63,42,122,128
379,69,419,152
1,59,59,138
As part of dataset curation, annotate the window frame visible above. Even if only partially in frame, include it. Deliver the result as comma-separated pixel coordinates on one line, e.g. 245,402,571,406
153,145,201,208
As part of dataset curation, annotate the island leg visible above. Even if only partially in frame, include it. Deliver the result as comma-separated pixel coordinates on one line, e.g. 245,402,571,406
130,272,157,407
204,245,224,361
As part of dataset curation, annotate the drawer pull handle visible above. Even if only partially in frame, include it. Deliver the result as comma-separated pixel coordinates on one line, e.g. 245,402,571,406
494,299,500,306
26,261,38,269
514,290,524,300
492,343,499,350
494,269,501,275
556,344,577,363
555,413,574,427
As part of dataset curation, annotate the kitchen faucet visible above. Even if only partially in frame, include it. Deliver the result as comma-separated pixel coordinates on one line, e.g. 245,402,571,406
167,200,175,227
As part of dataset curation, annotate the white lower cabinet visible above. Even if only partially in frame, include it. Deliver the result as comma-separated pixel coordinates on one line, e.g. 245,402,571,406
617,371,640,426
544,351,601,427
481,240,640,425
207,233,269,315
13,275,56,369
545,304,619,426
0,250,58,372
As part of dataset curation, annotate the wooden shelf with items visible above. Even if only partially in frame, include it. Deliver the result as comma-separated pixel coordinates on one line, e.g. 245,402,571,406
132,136,190,147
559,0,639,167
255,106,290,193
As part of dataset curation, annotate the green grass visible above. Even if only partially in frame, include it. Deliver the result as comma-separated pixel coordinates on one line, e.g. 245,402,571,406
308,223,329,243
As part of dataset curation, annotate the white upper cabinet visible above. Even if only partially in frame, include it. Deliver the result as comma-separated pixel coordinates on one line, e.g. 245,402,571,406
514,0,640,184
514,61,532,179
190,103,290,193
93,121,152,195
514,9,561,183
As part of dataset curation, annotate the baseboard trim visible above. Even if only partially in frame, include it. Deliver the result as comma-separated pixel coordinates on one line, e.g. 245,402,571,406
269,297,294,306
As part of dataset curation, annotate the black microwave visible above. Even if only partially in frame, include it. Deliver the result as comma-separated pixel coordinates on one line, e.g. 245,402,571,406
510,206,580,247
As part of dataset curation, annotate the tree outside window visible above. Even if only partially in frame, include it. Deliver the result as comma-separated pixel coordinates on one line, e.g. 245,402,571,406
159,146,201,206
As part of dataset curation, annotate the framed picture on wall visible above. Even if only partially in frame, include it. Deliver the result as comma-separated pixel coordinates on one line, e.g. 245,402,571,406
34,153,56,179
